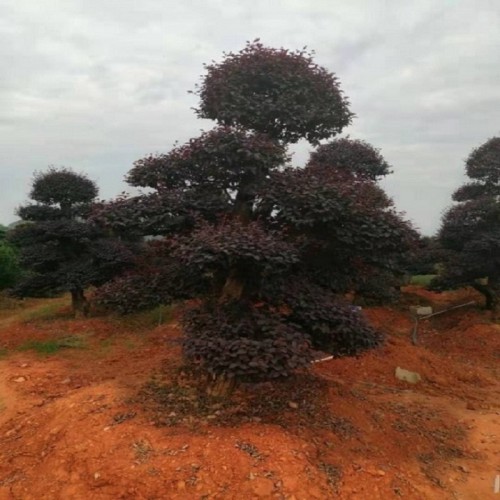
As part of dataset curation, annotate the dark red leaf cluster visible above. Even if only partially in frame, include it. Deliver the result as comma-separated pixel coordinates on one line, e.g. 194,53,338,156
183,303,311,380
195,41,353,144
308,137,392,180
94,128,288,239
93,271,173,314
262,278,382,356
259,165,415,296
91,193,197,239
127,126,288,190
93,43,411,381
93,240,208,313
174,220,298,272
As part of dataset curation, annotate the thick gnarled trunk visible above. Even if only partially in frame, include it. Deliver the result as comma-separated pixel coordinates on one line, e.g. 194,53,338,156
206,175,258,397
219,268,245,303
218,178,255,304
472,280,499,320
206,374,236,398
71,288,89,318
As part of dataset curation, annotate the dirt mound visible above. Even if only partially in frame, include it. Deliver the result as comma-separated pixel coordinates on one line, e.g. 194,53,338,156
0,293,499,499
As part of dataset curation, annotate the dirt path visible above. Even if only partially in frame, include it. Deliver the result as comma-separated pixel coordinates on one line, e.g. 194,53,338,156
0,364,19,427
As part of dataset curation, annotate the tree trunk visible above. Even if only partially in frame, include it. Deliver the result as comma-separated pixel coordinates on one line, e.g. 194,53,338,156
206,374,236,398
218,181,255,303
472,281,499,319
232,173,256,224
207,177,256,395
71,288,89,318
489,277,500,320
219,268,245,303
60,201,73,218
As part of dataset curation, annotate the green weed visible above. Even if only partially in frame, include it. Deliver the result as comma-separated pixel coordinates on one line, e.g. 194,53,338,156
99,337,114,353
410,275,437,286
17,335,86,355
124,338,137,350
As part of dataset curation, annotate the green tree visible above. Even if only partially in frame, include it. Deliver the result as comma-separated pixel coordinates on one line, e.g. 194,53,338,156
9,167,135,315
434,137,500,317
0,229,20,289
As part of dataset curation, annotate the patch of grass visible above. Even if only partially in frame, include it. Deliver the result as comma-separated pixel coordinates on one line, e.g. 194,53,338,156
97,336,139,356
98,337,115,354
0,294,23,311
318,462,342,491
19,300,68,323
17,335,86,355
124,338,138,350
132,439,154,463
235,441,263,460
0,347,8,359
410,275,437,286
113,304,176,330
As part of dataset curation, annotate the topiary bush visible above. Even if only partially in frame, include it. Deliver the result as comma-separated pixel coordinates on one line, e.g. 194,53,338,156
94,43,413,392
263,279,383,357
183,303,312,381
308,137,392,180
10,168,134,315
195,41,353,144
93,271,173,314
436,137,500,316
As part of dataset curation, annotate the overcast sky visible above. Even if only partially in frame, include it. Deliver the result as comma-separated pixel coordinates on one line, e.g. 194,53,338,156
1,0,499,234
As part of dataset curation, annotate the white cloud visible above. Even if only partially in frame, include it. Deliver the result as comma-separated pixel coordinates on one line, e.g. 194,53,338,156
1,0,499,234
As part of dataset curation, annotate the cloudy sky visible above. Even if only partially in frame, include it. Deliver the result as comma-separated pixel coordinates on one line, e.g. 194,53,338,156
1,0,499,234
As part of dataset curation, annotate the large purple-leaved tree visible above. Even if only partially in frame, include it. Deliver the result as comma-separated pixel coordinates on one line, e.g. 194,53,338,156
94,42,414,395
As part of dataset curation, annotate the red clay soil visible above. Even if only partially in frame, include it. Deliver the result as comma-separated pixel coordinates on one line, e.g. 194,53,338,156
0,290,499,499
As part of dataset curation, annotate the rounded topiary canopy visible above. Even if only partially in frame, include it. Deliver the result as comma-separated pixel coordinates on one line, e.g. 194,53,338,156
30,167,98,207
465,136,500,182
126,126,288,190
308,137,391,180
451,137,500,202
433,137,500,316
195,41,353,144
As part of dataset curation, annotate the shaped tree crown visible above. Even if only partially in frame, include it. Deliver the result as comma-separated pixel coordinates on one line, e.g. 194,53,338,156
126,126,288,191
308,137,392,180
30,167,98,208
452,137,500,201
465,136,500,182
195,41,353,144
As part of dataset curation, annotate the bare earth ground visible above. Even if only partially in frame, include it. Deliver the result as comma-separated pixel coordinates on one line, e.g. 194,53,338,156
0,287,498,499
